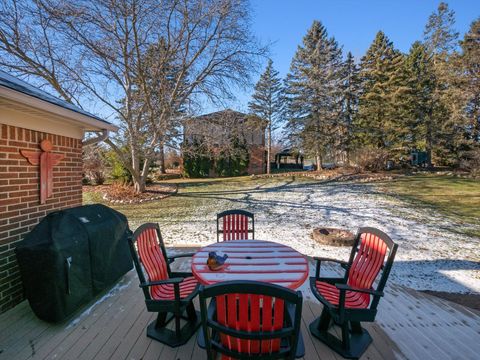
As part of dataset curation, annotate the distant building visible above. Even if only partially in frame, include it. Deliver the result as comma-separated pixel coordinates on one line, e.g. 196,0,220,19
183,109,266,176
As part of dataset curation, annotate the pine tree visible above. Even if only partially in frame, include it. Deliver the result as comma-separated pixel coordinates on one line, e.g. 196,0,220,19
284,20,344,169
424,2,459,58
423,2,464,165
354,31,404,151
248,59,284,174
400,42,436,154
339,52,359,162
460,18,480,144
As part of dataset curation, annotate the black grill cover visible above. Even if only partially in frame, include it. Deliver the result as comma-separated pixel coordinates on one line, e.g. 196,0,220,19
15,204,133,322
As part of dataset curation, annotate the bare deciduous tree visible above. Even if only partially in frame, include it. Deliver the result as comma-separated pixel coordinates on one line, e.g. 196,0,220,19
0,0,266,192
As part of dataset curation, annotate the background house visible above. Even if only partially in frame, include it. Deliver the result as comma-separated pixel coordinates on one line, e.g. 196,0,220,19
183,109,266,176
0,70,116,313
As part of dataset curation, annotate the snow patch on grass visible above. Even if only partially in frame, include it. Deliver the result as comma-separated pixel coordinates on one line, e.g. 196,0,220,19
114,178,480,294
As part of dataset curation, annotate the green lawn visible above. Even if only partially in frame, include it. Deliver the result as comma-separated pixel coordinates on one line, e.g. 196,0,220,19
378,175,480,235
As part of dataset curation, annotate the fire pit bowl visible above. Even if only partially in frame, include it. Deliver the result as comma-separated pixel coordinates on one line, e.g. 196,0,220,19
312,227,355,247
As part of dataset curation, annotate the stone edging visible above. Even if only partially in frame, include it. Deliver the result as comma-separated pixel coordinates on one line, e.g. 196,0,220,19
101,184,178,204
252,171,395,183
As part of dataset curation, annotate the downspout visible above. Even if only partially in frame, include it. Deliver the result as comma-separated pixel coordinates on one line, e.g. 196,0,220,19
82,130,109,146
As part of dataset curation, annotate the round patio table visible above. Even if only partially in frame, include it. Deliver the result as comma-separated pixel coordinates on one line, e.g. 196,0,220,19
191,240,308,290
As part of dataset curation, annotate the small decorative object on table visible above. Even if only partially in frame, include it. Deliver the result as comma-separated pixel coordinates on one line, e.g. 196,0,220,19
207,251,228,271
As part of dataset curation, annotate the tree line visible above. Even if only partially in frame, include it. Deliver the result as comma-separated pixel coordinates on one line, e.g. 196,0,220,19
249,3,480,173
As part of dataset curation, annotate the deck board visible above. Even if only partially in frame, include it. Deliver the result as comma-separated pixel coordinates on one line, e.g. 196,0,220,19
1,254,479,360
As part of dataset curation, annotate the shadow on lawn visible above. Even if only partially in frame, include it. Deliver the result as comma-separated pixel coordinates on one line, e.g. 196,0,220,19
173,177,480,239
172,178,390,218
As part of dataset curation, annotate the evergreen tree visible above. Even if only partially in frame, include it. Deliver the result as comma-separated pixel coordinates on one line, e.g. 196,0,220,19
284,20,344,169
423,2,465,165
460,18,480,144
248,59,284,174
400,42,436,154
339,52,360,162
354,31,404,150
424,2,459,58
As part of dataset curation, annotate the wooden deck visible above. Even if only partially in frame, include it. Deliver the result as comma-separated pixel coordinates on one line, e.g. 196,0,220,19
0,253,479,360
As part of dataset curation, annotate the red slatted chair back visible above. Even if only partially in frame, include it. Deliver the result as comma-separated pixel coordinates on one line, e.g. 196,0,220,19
137,227,169,282
199,281,302,360
132,224,171,299
217,210,254,242
347,232,388,290
223,214,249,240
216,294,284,357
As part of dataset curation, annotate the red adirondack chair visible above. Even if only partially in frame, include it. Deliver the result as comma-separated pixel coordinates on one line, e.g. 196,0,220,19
128,223,201,347
309,227,398,359
217,209,255,242
198,280,304,360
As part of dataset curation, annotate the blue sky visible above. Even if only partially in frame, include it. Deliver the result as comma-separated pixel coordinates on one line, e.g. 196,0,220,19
221,0,480,113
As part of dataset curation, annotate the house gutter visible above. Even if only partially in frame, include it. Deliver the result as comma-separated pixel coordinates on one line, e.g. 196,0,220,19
0,85,118,132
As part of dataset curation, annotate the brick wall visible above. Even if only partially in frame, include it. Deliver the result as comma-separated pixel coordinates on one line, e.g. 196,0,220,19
0,124,83,313
248,145,265,175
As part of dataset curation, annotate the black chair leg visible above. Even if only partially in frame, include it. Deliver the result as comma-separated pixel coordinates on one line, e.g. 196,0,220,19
147,306,202,348
186,301,197,320
155,311,168,328
318,308,331,332
310,314,373,359
341,322,350,350
351,321,362,334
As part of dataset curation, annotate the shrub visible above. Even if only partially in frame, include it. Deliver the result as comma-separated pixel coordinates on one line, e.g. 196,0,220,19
351,147,390,172
460,148,480,178
83,146,107,185
215,138,249,177
105,150,133,184
183,153,212,178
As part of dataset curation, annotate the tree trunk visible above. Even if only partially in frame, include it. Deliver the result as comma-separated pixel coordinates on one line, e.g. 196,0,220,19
426,109,433,167
159,143,166,174
266,124,271,174
133,177,146,193
315,151,322,171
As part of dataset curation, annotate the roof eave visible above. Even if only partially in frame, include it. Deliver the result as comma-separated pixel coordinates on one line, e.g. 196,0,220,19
0,85,118,132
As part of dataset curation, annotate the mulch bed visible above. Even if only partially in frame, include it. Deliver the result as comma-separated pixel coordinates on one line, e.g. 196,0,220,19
84,183,177,204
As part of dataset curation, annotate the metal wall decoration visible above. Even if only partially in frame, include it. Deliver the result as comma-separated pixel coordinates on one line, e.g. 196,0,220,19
20,139,65,204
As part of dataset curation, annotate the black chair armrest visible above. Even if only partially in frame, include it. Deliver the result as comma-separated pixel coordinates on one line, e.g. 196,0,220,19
167,252,195,264
335,283,384,297
139,277,183,288
313,257,349,266
171,271,193,278
314,257,349,278
316,277,346,285
168,252,195,260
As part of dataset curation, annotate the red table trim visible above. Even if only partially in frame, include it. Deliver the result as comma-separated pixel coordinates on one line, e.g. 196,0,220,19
191,240,308,290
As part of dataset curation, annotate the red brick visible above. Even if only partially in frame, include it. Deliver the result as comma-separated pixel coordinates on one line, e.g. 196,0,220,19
0,198,20,206
0,160,19,166
0,146,17,153
0,223,18,233
8,141,28,148
9,227,28,237
8,179,29,186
